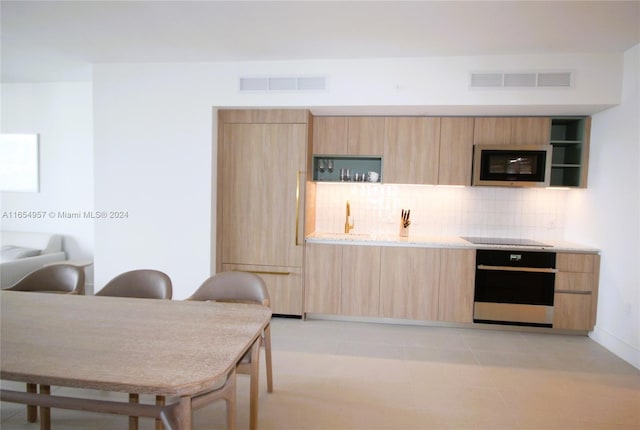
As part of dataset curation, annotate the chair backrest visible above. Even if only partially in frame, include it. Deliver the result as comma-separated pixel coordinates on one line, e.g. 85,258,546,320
188,271,269,306
96,269,172,299
6,264,85,295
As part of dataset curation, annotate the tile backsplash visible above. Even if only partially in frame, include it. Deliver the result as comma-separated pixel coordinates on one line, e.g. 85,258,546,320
314,183,569,240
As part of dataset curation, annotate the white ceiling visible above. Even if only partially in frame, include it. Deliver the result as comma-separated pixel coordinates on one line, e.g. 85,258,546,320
1,1,639,83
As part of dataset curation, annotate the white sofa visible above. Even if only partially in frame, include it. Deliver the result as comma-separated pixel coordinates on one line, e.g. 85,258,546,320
1,231,66,288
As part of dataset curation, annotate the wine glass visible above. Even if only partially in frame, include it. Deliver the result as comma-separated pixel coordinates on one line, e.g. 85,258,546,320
318,159,326,173
327,159,334,173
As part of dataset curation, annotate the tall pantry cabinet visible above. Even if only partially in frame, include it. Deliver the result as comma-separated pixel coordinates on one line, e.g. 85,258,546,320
216,109,311,315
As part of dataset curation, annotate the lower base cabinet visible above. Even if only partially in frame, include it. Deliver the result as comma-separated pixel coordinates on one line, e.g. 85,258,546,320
304,244,341,314
341,245,381,317
553,292,593,330
303,244,381,316
305,245,599,331
304,244,476,323
438,249,476,323
552,253,600,330
379,247,440,320
222,263,303,316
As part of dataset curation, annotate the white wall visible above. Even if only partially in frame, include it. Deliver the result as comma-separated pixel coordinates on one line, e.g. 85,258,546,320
565,44,640,368
92,53,624,299
0,82,95,289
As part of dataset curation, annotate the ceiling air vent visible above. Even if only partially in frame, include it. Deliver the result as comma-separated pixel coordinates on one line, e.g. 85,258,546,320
470,73,503,88
504,73,537,87
239,76,327,92
537,72,571,87
470,71,572,88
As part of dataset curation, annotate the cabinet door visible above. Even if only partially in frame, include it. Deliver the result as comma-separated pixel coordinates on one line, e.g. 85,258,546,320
304,244,342,314
511,117,551,145
341,245,381,317
473,117,512,145
380,247,440,320
553,293,592,330
438,117,475,185
384,117,440,184
222,264,303,315
438,249,476,323
221,123,306,267
348,117,385,155
313,117,348,154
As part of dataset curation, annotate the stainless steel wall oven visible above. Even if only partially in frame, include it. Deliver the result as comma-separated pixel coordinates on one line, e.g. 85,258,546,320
473,249,557,327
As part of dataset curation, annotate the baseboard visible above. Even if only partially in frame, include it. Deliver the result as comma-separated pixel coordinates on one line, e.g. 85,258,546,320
590,326,640,370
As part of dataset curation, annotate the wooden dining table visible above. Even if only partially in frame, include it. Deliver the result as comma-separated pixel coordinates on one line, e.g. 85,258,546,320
0,290,272,429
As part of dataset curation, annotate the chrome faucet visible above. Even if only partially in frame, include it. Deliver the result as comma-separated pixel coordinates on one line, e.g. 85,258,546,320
344,201,355,234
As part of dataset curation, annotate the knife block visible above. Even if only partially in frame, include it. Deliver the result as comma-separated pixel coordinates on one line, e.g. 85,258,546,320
399,223,410,237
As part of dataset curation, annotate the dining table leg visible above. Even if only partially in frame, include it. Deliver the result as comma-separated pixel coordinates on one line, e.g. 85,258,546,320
26,383,38,422
39,385,50,430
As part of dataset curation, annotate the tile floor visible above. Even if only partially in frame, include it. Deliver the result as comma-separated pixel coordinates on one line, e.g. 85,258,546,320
2,317,639,429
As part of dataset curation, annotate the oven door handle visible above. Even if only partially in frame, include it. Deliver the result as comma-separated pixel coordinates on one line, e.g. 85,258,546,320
477,264,558,274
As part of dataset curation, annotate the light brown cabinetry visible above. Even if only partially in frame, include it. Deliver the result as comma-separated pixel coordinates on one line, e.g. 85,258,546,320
312,117,348,154
379,247,440,320
438,248,476,323
217,109,309,315
438,117,475,186
305,244,475,323
304,243,381,317
341,245,381,316
312,116,384,155
348,117,385,155
474,117,550,146
553,252,600,330
384,117,441,184
304,244,341,314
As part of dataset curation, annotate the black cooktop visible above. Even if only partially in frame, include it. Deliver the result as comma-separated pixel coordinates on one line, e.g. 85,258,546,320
461,236,552,247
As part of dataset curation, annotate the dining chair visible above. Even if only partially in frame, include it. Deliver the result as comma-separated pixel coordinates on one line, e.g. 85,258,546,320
4,263,86,424
187,271,273,430
96,269,173,300
95,269,172,430
5,263,85,295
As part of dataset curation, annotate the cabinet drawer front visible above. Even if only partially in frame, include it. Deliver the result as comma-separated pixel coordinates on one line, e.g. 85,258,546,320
222,264,303,316
555,272,594,293
557,253,596,272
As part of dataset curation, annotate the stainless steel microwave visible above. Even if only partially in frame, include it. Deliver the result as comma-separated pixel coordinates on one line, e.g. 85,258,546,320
472,145,552,187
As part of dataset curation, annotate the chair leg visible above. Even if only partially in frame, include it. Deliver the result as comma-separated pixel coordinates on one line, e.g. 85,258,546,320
26,383,38,422
249,339,260,430
128,393,139,430
39,385,50,430
155,395,165,430
264,323,273,393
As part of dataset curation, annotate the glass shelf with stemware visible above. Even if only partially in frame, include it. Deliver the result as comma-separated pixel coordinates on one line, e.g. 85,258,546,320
312,155,382,183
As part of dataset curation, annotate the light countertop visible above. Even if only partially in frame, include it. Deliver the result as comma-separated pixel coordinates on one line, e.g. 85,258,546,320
305,233,600,253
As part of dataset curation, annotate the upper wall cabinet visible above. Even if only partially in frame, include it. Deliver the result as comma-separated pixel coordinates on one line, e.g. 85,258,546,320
438,117,475,186
313,117,348,154
384,117,441,184
348,117,385,155
473,117,550,146
312,116,384,155
549,117,591,188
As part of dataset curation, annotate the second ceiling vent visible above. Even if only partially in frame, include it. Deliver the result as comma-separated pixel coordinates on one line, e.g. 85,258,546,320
471,72,571,88
240,76,327,92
